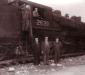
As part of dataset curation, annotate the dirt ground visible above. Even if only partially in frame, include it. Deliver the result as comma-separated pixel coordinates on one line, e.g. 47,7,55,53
0,55,85,75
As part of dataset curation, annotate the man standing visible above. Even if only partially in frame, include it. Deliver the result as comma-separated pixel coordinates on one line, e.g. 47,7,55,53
53,38,62,63
32,38,41,65
41,37,50,65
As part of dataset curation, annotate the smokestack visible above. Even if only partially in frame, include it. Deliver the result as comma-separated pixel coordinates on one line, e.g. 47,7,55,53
65,14,69,19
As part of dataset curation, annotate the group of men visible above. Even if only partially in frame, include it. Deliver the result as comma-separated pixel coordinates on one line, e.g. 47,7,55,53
18,5,62,65
15,36,62,65
32,37,62,65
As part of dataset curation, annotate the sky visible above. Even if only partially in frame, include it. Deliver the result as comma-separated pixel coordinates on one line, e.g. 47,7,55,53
28,0,85,22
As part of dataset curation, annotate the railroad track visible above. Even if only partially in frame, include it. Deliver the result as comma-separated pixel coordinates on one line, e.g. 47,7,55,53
0,57,34,68
0,52,85,68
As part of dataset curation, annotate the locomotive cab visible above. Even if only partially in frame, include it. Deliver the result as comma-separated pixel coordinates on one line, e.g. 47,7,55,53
9,0,52,38
8,0,54,57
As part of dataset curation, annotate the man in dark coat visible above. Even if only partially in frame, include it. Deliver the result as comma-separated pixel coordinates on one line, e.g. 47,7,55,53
32,38,41,65
53,38,62,63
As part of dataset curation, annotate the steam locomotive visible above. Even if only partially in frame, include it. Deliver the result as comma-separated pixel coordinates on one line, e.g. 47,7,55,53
0,0,85,60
